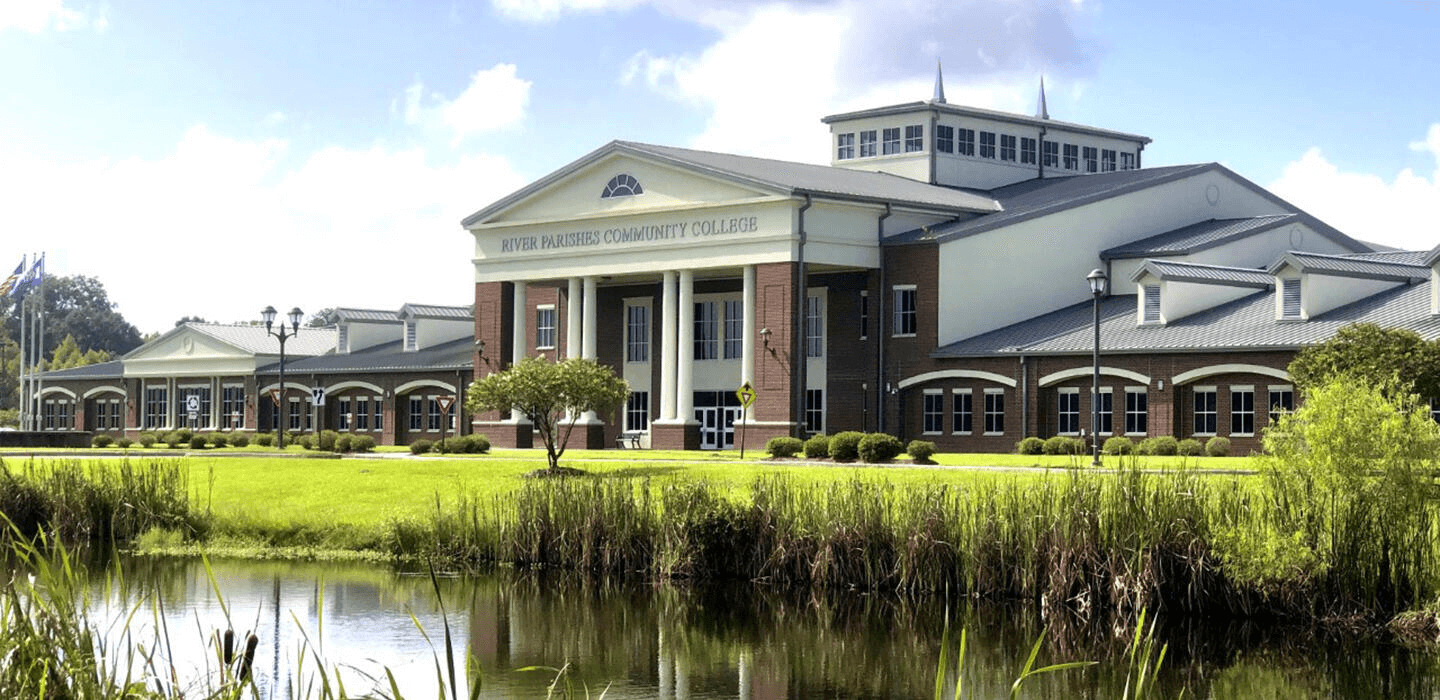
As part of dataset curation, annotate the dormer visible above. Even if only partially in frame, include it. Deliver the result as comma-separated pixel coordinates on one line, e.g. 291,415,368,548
1129,260,1271,325
1266,251,1429,321
398,304,473,352
333,308,403,354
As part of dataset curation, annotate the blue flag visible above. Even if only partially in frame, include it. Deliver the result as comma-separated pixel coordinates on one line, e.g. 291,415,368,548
0,258,21,298
13,254,42,299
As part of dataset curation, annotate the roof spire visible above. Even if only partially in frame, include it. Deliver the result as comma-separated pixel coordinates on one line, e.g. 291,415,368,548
1036,75,1049,120
932,60,946,104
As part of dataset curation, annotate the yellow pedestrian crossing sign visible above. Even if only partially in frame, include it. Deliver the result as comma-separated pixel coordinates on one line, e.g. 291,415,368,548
736,381,755,408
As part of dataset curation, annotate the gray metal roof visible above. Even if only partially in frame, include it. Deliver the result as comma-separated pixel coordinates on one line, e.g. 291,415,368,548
462,140,1002,226
1101,215,1297,259
1269,251,1430,281
336,308,401,323
267,336,474,375
1422,245,1440,267
38,360,124,381
399,304,472,320
1134,260,1273,287
186,323,338,357
819,100,1153,145
935,280,1440,358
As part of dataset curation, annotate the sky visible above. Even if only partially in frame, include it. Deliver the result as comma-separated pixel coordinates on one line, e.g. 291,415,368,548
1,0,1437,337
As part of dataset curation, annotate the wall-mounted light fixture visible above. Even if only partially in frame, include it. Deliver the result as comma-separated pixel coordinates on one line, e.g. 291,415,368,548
759,327,773,354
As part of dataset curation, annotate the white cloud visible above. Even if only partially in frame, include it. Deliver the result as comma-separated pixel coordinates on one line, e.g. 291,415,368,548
399,64,531,146
1269,125,1440,251
492,0,644,22
0,0,102,33
0,127,528,335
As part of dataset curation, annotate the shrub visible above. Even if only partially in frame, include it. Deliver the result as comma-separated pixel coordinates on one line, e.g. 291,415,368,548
187,435,208,450
468,434,490,454
1205,436,1231,457
766,436,804,458
803,434,830,459
858,433,904,463
1043,435,1084,455
1016,436,1045,455
253,432,275,447
1103,436,1135,456
229,434,249,448
208,433,228,448
1177,438,1204,456
1139,435,1178,456
297,434,316,450
828,432,865,462
907,440,937,463
334,434,353,453
174,429,194,444
91,434,114,448
351,435,376,453
116,437,133,449
318,430,339,452
163,432,183,449
409,439,434,455
137,433,157,448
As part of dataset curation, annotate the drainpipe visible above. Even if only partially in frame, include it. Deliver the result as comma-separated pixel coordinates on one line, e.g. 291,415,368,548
876,203,892,434
793,195,812,438
1020,355,1029,438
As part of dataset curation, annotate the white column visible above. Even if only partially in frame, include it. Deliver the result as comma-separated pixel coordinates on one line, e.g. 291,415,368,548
742,265,756,387
677,269,695,422
660,271,677,422
582,276,598,360
510,282,527,423
566,277,582,359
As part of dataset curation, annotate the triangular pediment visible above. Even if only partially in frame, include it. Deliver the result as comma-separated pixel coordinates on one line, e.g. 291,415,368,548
466,143,786,227
126,326,253,364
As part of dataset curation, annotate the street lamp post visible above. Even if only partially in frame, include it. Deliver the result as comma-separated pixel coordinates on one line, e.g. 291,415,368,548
1086,269,1108,468
263,305,303,450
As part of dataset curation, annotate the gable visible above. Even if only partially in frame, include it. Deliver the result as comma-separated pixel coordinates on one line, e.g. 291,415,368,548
123,326,261,378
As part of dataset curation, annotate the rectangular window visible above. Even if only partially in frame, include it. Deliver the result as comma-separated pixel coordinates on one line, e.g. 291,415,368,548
177,386,211,430
626,391,649,432
222,385,245,429
1125,388,1148,435
288,398,304,432
952,389,973,434
372,396,384,432
892,286,917,336
427,397,449,431
723,300,743,359
1268,385,1294,426
409,396,424,431
859,130,877,157
1232,387,1255,435
338,397,352,430
1281,278,1302,318
1083,146,1098,173
859,290,869,340
984,390,1005,434
536,306,556,350
1058,389,1080,434
1102,149,1116,172
145,386,168,430
694,301,718,360
805,389,824,434
882,127,901,155
1194,387,1218,435
1042,140,1059,168
1121,152,1136,170
923,390,944,434
1143,285,1161,323
356,397,370,431
626,304,649,363
805,295,824,358
978,131,996,159
904,124,924,152
1098,389,1113,434
1020,137,1037,165
957,128,975,156
934,125,954,153
836,133,855,160
999,134,1016,162
1063,143,1079,170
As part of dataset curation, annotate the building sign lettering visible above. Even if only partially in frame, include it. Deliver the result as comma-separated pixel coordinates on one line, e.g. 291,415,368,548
498,215,760,254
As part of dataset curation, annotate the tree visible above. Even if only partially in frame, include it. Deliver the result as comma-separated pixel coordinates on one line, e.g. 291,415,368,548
466,356,630,471
1,275,143,360
47,334,112,370
307,308,340,327
1288,323,1440,399
175,315,208,327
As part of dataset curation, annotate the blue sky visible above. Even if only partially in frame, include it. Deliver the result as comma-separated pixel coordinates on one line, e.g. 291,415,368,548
2,0,1437,335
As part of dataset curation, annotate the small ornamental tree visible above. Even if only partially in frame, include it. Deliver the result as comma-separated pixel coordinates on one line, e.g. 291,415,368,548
1289,323,1440,399
466,356,630,472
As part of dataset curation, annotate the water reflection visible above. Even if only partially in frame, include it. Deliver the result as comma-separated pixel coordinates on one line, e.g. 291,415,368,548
92,556,1440,699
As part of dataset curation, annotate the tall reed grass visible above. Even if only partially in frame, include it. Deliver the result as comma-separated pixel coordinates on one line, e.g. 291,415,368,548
0,458,201,545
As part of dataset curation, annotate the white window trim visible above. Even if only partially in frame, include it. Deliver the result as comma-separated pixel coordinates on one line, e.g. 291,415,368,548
1230,385,1256,437
922,388,944,436
1057,387,1081,436
951,388,973,435
892,284,917,338
1098,386,1115,436
1193,385,1218,436
983,388,1005,436
859,290,869,341
536,304,557,350
1124,386,1148,437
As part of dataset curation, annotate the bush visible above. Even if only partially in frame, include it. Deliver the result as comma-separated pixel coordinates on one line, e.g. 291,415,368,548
1139,435,1178,456
351,435,376,453
137,433,157,448
116,437,133,449
91,434,114,448
1043,435,1084,455
858,433,904,463
828,432,865,462
253,432,275,447
1177,438,1204,457
1016,436,1045,455
188,435,208,450
767,436,804,458
162,432,183,449
907,440,937,463
297,434,316,450
174,429,194,444
208,433,228,448
1205,436,1231,457
229,434,250,448
334,434,353,453
318,430,339,452
468,434,490,454
409,439,434,455
803,434,830,459
1103,436,1135,456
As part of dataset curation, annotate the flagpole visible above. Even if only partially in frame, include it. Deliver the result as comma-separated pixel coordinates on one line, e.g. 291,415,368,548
34,256,45,431
18,273,28,431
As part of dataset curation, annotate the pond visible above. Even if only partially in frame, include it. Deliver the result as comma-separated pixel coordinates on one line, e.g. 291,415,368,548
92,556,1440,699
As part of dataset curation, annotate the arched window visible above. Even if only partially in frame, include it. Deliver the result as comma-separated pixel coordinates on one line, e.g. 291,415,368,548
601,173,644,198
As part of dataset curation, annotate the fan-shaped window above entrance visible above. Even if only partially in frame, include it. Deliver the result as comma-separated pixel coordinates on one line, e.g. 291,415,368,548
601,174,644,198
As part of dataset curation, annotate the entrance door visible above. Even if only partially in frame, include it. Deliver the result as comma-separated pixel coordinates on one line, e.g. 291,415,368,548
694,391,743,450
721,406,742,448
695,406,719,449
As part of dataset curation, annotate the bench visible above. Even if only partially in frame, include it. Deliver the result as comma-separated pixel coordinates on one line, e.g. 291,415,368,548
615,431,643,449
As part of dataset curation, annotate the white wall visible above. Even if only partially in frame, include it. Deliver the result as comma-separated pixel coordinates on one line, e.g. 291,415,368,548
1302,273,1404,319
345,320,402,352
1108,222,1353,295
1161,280,1264,323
